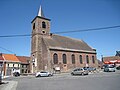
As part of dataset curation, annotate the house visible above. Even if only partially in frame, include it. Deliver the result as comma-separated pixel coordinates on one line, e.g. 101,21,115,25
0,54,4,74
17,56,30,74
2,54,20,76
116,51,120,56
30,6,98,73
103,51,120,66
103,56,120,66
0,53,31,76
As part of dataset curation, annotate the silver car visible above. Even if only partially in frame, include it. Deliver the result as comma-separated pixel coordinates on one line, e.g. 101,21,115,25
71,68,89,76
104,65,115,72
35,71,53,77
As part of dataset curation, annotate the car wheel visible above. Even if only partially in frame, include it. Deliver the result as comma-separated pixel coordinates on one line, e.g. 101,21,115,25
81,73,84,76
71,73,74,76
36,74,41,77
48,74,52,77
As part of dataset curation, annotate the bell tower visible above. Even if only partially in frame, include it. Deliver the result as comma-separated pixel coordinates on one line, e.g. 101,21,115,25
31,6,51,36
31,5,51,73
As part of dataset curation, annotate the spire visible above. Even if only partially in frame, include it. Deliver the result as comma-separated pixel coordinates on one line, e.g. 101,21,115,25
38,5,44,17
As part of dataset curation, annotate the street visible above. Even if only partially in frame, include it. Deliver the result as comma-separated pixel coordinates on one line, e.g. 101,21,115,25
1,70,120,90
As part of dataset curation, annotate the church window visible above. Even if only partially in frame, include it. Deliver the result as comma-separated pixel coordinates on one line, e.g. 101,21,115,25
72,54,75,64
42,21,46,28
53,53,58,64
33,23,35,30
79,55,83,64
63,54,67,64
92,56,95,64
86,55,89,64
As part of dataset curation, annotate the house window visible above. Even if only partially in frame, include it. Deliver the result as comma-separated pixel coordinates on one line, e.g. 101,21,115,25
72,54,75,64
86,55,89,64
79,55,83,64
63,54,67,64
92,56,95,64
53,53,58,64
22,65,24,68
42,21,46,28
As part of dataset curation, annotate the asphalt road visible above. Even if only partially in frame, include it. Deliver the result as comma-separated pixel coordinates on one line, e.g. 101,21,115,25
2,70,120,90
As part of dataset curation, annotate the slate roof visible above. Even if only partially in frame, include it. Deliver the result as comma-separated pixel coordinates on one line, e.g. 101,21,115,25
17,56,30,64
43,34,96,53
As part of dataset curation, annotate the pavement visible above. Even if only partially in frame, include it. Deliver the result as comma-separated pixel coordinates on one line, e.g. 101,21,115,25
0,69,119,90
0,78,18,90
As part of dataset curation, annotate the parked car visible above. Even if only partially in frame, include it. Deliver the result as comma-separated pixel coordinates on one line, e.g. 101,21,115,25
35,71,53,77
71,68,89,76
0,73,2,83
116,66,120,70
13,72,20,77
104,65,115,72
83,67,96,72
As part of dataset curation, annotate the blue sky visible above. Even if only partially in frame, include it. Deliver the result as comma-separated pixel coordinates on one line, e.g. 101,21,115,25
0,0,120,60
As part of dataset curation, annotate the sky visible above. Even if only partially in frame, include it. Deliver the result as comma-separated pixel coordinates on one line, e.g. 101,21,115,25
0,0,120,60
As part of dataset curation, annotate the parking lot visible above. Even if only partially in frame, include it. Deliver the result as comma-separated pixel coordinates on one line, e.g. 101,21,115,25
1,70,120,90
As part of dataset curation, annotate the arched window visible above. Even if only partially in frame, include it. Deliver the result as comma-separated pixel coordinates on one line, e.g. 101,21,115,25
42,21,46,28
63,54,67,64
86,55,89,64
33,23,35,30
53,53,58,64
72,54,75,64
79,55,83,64
92,56,95,64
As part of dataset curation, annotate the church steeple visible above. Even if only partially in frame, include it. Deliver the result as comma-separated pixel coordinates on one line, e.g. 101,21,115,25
31,5,51,36
38,5,44,17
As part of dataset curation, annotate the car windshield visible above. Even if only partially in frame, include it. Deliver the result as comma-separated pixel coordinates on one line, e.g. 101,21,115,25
40,71,47,73
108,65,114,68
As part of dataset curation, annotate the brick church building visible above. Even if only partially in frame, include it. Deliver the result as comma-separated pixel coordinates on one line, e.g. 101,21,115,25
30,6,98,73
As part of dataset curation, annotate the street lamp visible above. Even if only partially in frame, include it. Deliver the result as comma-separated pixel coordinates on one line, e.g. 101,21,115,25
32,55,35,73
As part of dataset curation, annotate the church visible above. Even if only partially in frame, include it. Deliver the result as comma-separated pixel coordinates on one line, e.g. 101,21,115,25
30,6,98,73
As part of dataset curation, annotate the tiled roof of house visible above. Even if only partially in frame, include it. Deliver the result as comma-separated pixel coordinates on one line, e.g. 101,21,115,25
43,34,96,53
2,54,20,62
103,56,120,61
17,56,30,64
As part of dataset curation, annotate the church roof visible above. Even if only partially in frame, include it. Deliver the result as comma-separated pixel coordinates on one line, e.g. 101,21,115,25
43,34,96,53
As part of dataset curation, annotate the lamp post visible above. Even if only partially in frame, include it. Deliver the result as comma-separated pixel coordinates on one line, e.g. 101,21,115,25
32,55,35,73
101,55,103,62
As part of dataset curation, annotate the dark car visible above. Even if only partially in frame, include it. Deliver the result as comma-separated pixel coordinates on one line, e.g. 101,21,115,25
116,66,120,70
13,72,20,77
71,68,89,76
0,73,2,83
83,67,96,72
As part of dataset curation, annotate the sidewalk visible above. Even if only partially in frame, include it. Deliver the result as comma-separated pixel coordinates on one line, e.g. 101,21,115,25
0,80,18,90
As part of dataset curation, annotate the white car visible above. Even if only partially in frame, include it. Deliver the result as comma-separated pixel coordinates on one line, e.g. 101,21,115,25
35,71,53,77
104,65,115,72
